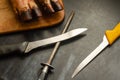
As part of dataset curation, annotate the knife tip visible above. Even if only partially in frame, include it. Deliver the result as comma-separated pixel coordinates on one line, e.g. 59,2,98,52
71,67,81,78
71,74,74,78
71,72,76,78
84,28,88,31
77,28,88,33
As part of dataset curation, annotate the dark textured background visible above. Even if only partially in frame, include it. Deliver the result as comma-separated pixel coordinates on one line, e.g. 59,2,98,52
0,0,120,80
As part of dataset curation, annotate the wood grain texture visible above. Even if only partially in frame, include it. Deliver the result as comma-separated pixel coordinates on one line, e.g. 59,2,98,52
0,0,64,34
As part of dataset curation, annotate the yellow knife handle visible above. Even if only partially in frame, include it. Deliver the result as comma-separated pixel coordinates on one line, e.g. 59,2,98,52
105,23,120,45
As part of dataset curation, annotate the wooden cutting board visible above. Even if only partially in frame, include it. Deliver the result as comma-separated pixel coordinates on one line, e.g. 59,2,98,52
0,0,65,34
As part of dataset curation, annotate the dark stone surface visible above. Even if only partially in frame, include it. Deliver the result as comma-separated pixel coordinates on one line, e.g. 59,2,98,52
0,0,120,80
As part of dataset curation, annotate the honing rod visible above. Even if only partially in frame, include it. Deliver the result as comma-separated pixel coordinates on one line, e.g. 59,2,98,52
38,11,75,80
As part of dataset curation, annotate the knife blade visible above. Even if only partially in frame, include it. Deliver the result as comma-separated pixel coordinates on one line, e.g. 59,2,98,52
72,23,120,78
0,28,87,55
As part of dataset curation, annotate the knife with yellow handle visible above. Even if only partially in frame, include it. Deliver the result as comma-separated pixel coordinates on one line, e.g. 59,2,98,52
72,23,120,78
